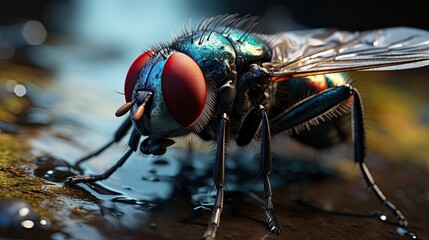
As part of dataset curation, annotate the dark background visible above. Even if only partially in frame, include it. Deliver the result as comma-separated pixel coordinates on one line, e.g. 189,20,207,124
1,0,428,32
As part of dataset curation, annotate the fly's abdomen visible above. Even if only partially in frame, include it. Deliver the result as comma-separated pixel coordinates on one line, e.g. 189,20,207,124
271,73,352,148
290,112,351,148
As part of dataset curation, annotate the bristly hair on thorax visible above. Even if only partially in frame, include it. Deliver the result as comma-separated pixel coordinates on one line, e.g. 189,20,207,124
147,14,269,55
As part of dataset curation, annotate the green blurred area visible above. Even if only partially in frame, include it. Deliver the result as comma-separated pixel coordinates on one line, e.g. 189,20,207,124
351,69,429,167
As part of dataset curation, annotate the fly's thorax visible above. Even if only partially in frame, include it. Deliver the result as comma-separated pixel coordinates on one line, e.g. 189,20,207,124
216,28,271,65
171,28,270,85
172,31,237,84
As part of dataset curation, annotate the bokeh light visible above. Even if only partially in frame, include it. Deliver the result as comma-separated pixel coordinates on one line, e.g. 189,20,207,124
22,20,47,46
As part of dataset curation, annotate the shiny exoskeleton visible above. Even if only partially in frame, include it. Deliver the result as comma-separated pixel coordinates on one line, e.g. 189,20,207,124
65,15,429,239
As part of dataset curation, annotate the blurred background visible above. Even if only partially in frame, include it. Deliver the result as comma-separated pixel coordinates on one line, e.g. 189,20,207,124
1,1,428,239
1,0,428,162
2,0,429,67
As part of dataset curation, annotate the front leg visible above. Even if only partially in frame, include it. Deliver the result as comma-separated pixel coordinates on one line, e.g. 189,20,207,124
65,128,141,186
74,118,133,167
203,113,229,240
65,132,174,186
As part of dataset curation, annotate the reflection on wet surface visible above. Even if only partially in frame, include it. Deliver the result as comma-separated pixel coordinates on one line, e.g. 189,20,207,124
0,199,52,239
4,132,425,239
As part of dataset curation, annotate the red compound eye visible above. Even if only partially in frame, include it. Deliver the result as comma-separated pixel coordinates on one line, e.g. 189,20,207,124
124,50,153,102
162,52,207,126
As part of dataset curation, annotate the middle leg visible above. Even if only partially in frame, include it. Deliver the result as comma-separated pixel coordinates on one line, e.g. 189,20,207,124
236,105,281,234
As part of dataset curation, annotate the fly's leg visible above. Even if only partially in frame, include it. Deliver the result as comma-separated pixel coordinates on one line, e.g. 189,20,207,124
75,118,132,167
64,128,140,186
236,105,281,234
202,62,237,239
234,64,280,233
352,89,408,229
270,84,408,230
203,113,228,240
259,105,281,234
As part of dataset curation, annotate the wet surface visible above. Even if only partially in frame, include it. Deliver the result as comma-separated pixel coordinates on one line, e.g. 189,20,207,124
1,120,429,240
0,199,52,239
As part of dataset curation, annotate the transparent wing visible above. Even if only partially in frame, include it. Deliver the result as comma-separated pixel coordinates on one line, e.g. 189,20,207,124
260,27,429,80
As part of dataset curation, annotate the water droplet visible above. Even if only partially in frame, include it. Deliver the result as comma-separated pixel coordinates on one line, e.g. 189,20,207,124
33,156,79,182
19,207,30,217
21,220,34,229
42,166,76,182
13,84,27,97
0,199,50,230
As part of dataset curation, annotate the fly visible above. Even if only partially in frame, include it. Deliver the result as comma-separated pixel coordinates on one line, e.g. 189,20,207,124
64,14,429,239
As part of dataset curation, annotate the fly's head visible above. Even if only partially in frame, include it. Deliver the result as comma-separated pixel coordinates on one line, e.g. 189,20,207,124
117,50,209,139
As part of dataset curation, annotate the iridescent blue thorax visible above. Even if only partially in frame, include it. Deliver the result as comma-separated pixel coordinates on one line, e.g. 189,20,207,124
172,28,270,83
